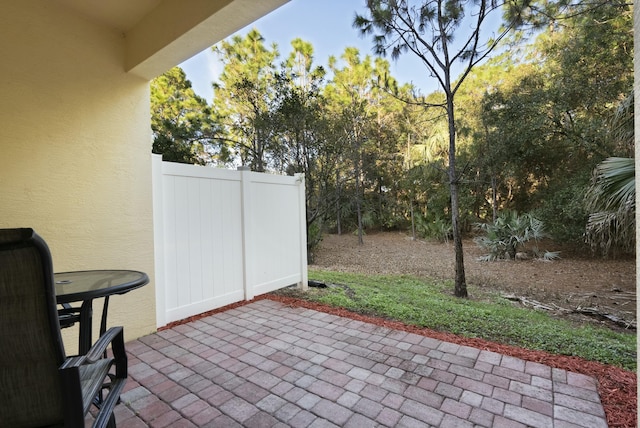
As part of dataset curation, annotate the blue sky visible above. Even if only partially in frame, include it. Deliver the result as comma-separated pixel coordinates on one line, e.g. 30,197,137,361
179,0,435,101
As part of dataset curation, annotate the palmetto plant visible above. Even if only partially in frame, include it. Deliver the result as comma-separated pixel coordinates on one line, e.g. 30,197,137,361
415,213,453,243
474,211,549,261
584,157,635,256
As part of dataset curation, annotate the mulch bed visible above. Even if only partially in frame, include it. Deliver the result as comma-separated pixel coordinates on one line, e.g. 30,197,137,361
160,294,637,428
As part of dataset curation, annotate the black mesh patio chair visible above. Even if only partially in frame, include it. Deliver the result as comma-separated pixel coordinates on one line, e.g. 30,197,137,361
0,228,128,428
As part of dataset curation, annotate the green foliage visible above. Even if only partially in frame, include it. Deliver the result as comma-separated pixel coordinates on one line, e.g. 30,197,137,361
585,157,635,256
306,270,636,370
348,208,375,236
469,1,633,239
150,67,224,165
212,28,280,172
609,91,635,157
582,91,635,257
474,211,550,261
306,221,323,264
533,173,590,245
376,201,409,230
414,213,452,242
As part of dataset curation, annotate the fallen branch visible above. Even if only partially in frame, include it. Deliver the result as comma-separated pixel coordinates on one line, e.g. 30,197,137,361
574,307,637,330
501,294,561,312
502,294,637,330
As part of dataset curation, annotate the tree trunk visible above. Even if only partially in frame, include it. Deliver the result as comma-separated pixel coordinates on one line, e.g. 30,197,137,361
446,95,467,298
408,135,416,241
491,175,498,223
336,170,342,235
410,200,416,240
355,160,364,245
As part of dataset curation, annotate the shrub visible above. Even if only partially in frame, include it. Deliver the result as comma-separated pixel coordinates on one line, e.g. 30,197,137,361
415,213,452,242
533,174,590,246
474,211,557,261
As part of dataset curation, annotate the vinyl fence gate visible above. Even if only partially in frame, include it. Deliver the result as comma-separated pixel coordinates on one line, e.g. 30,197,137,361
152,154,308,327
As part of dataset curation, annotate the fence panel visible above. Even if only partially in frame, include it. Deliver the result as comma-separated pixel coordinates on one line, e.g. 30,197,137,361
243,172,307,298
152,155,307,327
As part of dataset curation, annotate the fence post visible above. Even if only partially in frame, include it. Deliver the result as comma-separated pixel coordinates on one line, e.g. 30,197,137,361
295,173,309,291
151,154,166,328
238,166,254,301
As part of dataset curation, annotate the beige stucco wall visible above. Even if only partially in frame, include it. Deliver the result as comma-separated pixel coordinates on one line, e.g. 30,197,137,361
0,2,156,350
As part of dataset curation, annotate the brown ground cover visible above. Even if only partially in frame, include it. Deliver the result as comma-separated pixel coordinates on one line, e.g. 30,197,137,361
310,231,637,329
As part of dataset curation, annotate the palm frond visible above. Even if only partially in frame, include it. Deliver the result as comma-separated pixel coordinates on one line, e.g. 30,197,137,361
585,157,635,213
585,157,635,256
610,91,634,156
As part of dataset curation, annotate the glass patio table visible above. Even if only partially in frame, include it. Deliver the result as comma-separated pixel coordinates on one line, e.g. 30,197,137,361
55,270,149,355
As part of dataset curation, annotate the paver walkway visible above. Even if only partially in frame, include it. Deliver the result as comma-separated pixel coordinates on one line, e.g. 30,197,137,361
114,299,607,427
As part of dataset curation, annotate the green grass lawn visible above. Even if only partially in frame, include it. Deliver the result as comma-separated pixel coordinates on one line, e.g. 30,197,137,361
297,269,636,371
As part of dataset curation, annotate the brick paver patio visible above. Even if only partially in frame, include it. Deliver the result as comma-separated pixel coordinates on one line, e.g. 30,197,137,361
113,299,607,427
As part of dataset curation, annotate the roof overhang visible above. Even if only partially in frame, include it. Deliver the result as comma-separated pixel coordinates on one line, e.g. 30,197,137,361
54,0,290,79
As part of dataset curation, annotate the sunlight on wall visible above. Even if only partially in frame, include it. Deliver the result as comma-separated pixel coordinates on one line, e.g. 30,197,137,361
0,2,156,343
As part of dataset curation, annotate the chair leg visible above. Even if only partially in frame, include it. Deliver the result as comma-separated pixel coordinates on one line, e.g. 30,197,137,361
106,412,116,428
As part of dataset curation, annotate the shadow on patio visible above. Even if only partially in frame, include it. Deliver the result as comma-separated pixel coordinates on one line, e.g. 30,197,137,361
114,299,608,428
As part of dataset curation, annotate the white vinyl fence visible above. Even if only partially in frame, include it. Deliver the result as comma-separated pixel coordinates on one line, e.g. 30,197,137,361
152,154,307,327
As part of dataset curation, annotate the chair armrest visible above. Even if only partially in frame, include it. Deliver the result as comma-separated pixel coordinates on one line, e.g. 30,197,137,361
85,327,124,363
58,326,128,428
60,326,126,368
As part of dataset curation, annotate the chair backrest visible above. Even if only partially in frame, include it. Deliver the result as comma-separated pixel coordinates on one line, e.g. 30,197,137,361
0,228,66,426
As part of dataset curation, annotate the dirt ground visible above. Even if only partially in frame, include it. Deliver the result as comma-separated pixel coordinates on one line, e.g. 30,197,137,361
309,231,637,331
